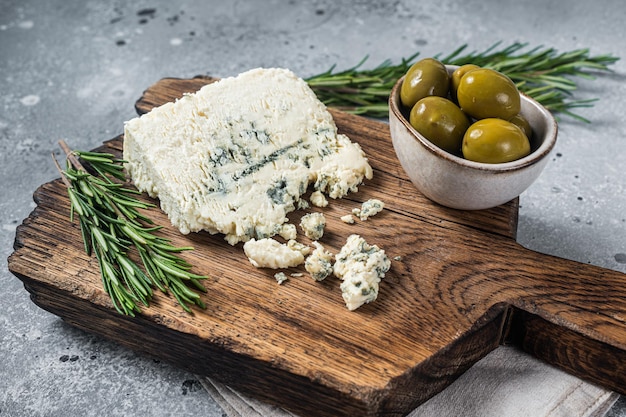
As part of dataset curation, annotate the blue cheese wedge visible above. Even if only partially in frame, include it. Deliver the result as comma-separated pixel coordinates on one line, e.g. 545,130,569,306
304,242,334,281
124,68,373,244
299,212,326,241
243,238,309,269
333,234,391,311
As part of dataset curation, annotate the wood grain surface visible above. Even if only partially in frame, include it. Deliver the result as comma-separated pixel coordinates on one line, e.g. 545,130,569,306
8,77,626,417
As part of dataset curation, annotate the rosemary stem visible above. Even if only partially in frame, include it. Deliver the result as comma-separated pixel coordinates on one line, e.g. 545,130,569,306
59,139,86,171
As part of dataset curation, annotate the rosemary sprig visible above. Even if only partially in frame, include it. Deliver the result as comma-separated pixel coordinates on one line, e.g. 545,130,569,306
54,140,207,316
306,42,618,121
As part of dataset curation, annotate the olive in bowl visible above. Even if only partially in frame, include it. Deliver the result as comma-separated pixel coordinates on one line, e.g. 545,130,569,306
389,65,558,210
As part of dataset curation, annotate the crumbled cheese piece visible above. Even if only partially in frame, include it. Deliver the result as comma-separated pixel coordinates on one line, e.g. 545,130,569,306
290,272,304,277
305,242,334,281
300,212,326,241
352,199,385,221
297,199,310,210
123,67,372,244
309,191,329,207
334,234,391,311
287,239,311,257
393,256,402,261
243,238,306,269
340,214,355,224
274,272,288,284
279,223,297,241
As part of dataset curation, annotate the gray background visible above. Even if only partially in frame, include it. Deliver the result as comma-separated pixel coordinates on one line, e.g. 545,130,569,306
1,0,625,416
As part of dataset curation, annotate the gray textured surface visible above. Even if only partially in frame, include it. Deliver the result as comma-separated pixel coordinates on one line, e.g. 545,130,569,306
1,0,625,416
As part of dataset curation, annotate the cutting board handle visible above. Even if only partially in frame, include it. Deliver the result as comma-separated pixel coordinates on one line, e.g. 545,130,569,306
504,246,626,393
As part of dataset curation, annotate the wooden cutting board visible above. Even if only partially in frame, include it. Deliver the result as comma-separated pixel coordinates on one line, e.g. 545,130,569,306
8,76,626,417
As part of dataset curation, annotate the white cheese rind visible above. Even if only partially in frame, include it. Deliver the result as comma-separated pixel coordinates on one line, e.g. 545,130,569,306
123,68,372,244
334,234,391,311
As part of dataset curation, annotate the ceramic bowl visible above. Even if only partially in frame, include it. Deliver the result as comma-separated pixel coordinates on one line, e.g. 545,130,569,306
389,66,558,210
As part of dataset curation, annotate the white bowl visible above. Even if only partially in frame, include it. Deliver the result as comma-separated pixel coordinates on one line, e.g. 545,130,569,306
389,66,558,210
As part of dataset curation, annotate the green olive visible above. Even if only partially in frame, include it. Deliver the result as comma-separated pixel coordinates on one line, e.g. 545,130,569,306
462,118,531,163
410,96,470,154
400,58,450,109
457,68,521,120
508,113,533,139
450,64,480,102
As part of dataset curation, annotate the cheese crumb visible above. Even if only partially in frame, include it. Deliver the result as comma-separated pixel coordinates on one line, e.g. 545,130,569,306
352,199,385,221
334,234,391,311
243,238,306,269
287,239,311,257
309,191,329,207
340,214,355,224
300,212,326,241
297,199,310,210
305,242,334,281
274,272,288,284
278,223,297,240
